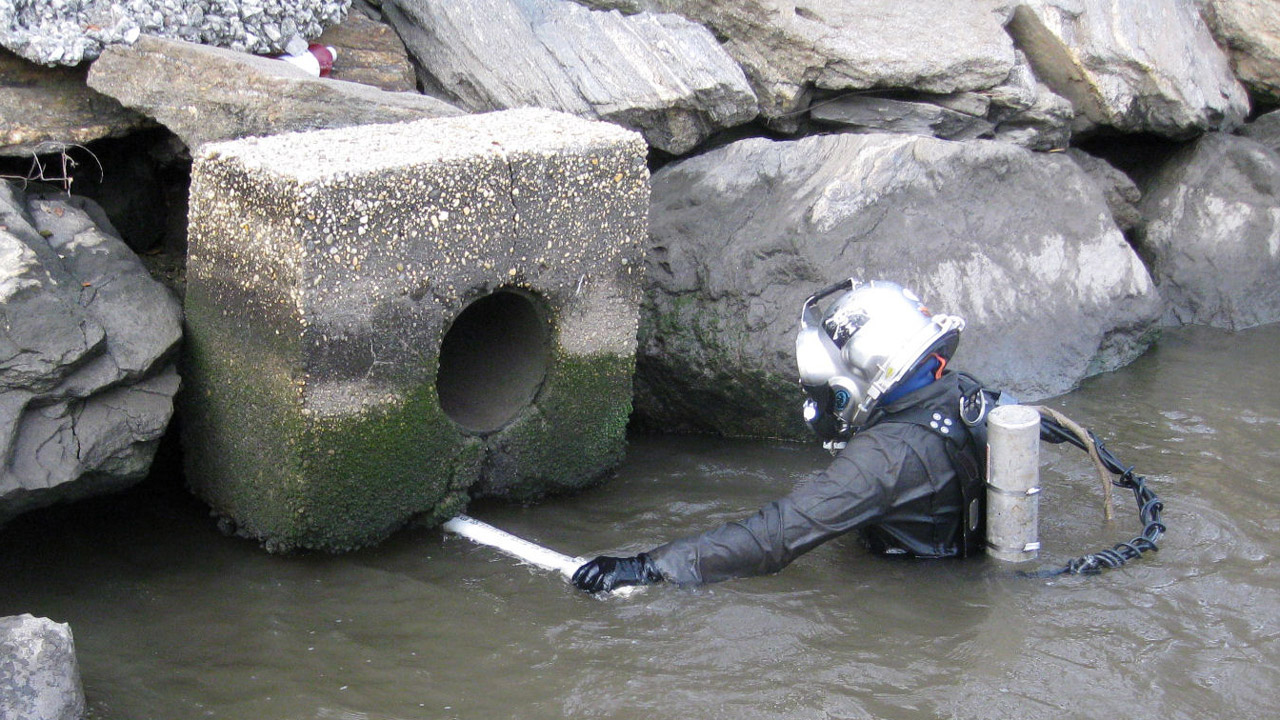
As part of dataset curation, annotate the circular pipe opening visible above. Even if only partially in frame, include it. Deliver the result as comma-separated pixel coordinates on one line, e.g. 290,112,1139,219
436,289,550,434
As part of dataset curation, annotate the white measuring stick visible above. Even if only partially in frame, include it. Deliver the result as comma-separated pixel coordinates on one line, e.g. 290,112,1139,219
441,514,639,596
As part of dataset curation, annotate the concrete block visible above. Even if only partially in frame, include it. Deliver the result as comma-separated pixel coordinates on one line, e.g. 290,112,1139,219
184,109,649,552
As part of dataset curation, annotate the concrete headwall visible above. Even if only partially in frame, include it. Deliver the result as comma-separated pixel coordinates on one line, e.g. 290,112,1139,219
184,109,649,552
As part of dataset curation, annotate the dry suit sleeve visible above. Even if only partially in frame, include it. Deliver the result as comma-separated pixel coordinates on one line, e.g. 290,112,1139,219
645,434,905,585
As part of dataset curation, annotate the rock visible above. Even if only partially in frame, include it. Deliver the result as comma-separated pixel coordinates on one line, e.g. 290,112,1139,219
0,615,84,720
0,181,182,525
638,134,1162,438
1240,109,1280,155
184,109,649,551
317,3,418,92
1136,133,1280,329
86,34,462,152
0,0,351,66
382,0,757,155
1006,0,1250,138
577,0,1017,126
1066,148,1143,232
1204,0,1280,106
0,47,150,157
810,95,994,141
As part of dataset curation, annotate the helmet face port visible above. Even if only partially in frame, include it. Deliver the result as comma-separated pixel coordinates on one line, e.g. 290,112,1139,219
436,289,551,434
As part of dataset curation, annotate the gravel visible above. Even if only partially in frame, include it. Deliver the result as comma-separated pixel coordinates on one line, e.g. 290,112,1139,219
0,0,351,66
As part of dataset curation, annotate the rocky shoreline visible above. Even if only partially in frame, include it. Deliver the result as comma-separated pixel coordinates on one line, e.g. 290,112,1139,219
2,2,1279,713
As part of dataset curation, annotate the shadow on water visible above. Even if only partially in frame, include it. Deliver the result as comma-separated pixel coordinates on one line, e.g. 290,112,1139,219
2,324,1279,720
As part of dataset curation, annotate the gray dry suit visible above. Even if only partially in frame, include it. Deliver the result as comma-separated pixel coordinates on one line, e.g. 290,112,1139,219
646,372,983,585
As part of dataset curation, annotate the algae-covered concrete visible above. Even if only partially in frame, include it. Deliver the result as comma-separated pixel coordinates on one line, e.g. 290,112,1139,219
184,109,649,552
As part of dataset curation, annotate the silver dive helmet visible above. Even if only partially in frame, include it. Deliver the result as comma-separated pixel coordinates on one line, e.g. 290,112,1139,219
795,279,965,452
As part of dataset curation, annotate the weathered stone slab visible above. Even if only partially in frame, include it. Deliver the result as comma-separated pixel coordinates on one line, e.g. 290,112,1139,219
0,47,149,157
0,182,182,525
0,0,350,66
86,35,462,152
184,109,649,552
1007,0,1250,138
1205,0,1280,106
577,0,1016,125
1136,133,1280,330
383,0,757,154
637,134,1162,438
0,615,84,720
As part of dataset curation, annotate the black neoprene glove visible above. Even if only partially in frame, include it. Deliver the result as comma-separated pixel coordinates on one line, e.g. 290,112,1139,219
571,553,663,593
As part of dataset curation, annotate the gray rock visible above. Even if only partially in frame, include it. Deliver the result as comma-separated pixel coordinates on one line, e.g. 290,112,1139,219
86,34,463,152
0,0,351,66
1204,0,1280,105
0,181,182,525
1136,133,1280,329
638,134,1162,438
1007,0,1250,138
0,47,150,157
382,0,757,155
1066,148,1143,232
1240,109,1280,155
810,95,994,141
576,0,1017,125
0,615,84,720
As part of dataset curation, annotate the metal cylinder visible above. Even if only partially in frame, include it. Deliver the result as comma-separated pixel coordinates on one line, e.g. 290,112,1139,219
985,404,1042,562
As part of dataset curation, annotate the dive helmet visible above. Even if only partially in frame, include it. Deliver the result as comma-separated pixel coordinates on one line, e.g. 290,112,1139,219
795,279,965,450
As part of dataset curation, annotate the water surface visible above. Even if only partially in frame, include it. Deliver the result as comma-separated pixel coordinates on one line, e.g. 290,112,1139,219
2,324,1277,719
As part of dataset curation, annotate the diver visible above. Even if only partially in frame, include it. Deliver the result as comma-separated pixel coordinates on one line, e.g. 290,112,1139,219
572,279,997,593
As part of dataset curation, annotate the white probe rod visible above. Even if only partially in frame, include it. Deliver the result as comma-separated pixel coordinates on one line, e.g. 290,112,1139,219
442,514,585,579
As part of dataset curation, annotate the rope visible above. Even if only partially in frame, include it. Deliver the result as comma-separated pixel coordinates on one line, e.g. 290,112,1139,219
1031,406,1114,521
1019,411,1166,578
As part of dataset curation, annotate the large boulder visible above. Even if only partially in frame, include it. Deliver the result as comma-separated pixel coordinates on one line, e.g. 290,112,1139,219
382,0,758,154
638,134,1162,438
0,47,150,157
0,181,182,525
1136,133,1280,329
578,0,1017,125
0,615,84,720
1204,0,1280,106
0,0,350,66
1006,0,1250,138
86,35,462,152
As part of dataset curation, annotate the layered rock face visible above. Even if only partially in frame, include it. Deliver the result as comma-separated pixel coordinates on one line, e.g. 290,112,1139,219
382,0,758,154
0,182,182,524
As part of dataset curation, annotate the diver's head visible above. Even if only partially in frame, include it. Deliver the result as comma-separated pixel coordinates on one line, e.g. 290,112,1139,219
795,279,964,451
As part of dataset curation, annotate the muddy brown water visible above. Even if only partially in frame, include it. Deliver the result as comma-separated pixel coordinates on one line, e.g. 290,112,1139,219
2,324,1277,720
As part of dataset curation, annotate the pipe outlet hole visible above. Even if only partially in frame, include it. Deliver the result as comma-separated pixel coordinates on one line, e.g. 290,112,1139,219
436,289,550,434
